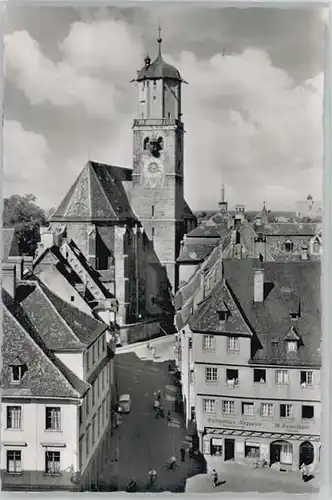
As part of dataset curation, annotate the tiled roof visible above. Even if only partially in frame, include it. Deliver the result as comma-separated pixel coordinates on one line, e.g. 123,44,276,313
2,228,20,261
50,161,137,222
254,223,318,236
189,280,253,336
36,281,107,346
19,282,85,351
223,260,321,366
2,289,89,398
186,220,229,239
177,240,218,263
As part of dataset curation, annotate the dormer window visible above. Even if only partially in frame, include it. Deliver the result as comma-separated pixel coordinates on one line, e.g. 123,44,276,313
290,312,299,321
287,340,298,352
284,240,294,252
10,364,27,384
313,239,320,254
218,309,228,324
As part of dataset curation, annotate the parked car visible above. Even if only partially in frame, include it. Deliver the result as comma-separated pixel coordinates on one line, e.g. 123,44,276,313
118,394,131,413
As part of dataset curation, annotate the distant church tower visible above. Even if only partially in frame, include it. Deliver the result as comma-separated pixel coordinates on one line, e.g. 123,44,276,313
129,29,187,293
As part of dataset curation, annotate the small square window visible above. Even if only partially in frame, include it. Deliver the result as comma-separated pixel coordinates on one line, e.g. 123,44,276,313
203,335,215,350
300,371,313,386
253,368,266,383
203,398,216,413
226,368,239,386
227,337,239,352
222,400,235,415
302,405,314,419
205,367,218,382
261,403,273,417
242,402,254,416
280,404,293,418
11,365,26,384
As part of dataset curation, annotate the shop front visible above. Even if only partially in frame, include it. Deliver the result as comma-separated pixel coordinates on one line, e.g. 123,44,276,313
202,427,320,471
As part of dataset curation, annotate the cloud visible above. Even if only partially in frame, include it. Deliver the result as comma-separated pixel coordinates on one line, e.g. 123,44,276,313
4,15,324,211
3,120,50,206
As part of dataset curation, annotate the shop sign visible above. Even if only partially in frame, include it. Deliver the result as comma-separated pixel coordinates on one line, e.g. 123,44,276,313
275,422,310,431
207,417,262,428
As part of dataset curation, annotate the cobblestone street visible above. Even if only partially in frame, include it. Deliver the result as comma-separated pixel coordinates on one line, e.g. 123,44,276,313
99,350,205,492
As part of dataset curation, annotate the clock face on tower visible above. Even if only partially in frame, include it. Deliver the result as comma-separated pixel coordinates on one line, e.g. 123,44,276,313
142,157,165,188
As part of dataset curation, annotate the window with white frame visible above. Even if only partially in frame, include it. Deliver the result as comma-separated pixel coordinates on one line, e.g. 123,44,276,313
287,341,298,352
280,404,293,418
203,335,215,350
261,402,274,417
222,400,235,415
227,336,240,352
45,451,60,474
226,368,239,386
203,398,216,413
45,407,61,430
6,450,21,473
300,371,313,386
7,406,22,429
242,402,254,416
205,367,218,382
10,365,26,384
275,369,289,385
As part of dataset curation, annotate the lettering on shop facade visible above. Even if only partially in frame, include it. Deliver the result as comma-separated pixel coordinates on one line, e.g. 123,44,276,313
207,418,310,431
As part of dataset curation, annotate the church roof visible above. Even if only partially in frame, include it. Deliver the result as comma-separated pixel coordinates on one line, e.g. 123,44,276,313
134,34,185,83
253,202,274,224
50,161,137,223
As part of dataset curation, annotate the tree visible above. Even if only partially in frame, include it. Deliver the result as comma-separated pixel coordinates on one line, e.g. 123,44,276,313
3,194,47,256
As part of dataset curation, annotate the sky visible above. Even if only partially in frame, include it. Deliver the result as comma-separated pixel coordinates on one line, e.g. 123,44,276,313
3,4,327,212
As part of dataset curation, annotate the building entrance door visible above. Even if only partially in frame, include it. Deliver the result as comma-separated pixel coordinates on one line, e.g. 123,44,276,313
299,441,314,467
224,439,235,461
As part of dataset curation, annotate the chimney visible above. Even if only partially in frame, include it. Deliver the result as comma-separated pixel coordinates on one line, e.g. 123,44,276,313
2,264,17,299
40,227,55,248
253,260,264,303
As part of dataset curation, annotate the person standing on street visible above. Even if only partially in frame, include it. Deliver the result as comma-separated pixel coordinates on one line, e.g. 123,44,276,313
180,446,186,462
212,469,218,487
157,389,161,402
167,409,171,422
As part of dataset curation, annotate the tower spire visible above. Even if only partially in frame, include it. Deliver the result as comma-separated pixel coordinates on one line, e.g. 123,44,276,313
221,183,225,203
157,25,162,54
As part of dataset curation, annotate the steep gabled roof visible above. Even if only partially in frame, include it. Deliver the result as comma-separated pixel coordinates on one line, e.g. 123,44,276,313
253,202,274,224
189,280,252,336
2,289,89,398
223,259,321,367
184,200,197,220
19,282,85,351
50,161,137,222
2,228,20,261
254,222,318,236
37,281,107,347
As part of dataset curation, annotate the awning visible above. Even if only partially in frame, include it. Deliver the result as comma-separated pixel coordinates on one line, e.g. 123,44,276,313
212,438,223,446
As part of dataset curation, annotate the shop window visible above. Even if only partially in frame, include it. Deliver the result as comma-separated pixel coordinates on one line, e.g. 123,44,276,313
203,439,210,455
211,437,223,456
280,404,293,418
253,368,266,384
245,441,260,459
222,400,235,415
280,442,293,465
300,371,313,386
205,367,218,382
302,405,314,419
242,402,254,416
226,368,239,387
275,369,289,385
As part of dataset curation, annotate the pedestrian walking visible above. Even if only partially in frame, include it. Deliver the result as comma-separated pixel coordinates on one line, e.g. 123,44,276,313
188,442,193,458
300,463,308,482
212,469,218,487
151,347,156,358
147,469,157,487
180,446,186,462
167,409,171,422
157,389,161,402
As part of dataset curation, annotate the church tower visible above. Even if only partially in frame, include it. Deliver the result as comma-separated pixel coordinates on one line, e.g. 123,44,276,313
129,29,186,293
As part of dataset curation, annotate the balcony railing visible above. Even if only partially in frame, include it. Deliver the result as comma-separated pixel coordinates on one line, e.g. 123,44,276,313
133,118,183,128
